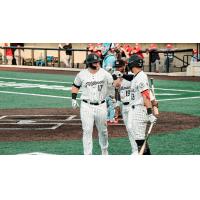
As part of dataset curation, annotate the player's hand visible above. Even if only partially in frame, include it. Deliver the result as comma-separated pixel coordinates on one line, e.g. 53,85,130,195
72,99,79,109
112,71,123,78
148,114,157,124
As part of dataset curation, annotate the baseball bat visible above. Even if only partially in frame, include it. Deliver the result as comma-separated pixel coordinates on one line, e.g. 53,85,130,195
139,123,154,155
150,78,159,115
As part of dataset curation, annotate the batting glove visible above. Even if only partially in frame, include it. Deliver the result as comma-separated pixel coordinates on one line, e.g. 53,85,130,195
112,71,123,78
148,114,157,124
72,99,79,109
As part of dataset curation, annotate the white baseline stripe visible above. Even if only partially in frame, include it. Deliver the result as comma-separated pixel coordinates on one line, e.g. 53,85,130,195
158,96,200,102
155,87,200,93
0,76,72,84
0,90,80,100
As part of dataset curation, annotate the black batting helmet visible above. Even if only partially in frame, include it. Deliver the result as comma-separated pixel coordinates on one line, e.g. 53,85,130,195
86,53,102,64
114,59,126,68
128,54,143,70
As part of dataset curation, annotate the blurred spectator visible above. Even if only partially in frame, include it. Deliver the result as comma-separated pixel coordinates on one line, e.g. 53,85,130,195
191,49,200,63
93,43,103,58
59,43,72,67
4,43,13,65
102,43,116,73
133,43,144,59
149,44,160,72
14,45,24,65
123,44,133,58
114,44,129,60
163,43,174,72
86,43,95,54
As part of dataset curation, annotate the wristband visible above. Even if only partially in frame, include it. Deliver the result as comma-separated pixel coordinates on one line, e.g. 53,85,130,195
147,108,152,115
72,93,77,100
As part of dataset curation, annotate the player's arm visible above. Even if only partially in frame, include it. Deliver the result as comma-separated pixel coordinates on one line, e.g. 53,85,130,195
142,89,152,110
71,74,81,109
141,89,157,123
112,72,134,82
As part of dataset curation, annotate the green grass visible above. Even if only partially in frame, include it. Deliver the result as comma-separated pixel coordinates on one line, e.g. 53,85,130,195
0,137,131,155
0,70,200,155
0,127,199,155
149,127,200,155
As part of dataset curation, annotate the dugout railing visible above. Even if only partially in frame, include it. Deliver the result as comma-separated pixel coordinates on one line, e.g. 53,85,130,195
147,48,194,73
0,46,198,73
0,46,89,68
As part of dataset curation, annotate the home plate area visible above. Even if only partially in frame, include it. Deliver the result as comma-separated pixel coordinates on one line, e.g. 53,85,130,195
0,108,128,142
0,108,199,142
0,114,125,130
0,115,78,130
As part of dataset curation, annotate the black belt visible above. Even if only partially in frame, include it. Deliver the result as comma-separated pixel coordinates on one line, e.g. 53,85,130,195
82,100,105,105
123,102,130,105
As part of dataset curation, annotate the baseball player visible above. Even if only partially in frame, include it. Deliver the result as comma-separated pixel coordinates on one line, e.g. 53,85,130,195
113,59,138,154
102,43,117,124
71,53,114,155
113,54,157,155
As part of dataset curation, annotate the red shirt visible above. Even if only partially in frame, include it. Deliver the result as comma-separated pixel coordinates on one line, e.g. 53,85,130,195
6,48,13,56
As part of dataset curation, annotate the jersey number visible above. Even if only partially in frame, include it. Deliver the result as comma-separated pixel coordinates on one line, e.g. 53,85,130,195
126,90,130,96
131,93,135,100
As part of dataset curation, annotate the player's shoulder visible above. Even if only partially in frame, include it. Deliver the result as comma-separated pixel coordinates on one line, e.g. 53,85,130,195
77,69,88,76
137,70,148,79
100,67,109,74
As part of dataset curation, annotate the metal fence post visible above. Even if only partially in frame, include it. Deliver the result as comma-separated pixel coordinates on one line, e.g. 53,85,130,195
72,50,74,68
149,51,152,72
44,49,47,66
58,49,60,67
31,49,34,66
4,48,7,64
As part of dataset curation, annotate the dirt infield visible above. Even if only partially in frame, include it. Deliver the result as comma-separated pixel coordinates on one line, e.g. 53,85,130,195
0,108,199,142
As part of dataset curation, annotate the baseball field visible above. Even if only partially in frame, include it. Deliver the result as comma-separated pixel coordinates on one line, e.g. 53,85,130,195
0,67,199,155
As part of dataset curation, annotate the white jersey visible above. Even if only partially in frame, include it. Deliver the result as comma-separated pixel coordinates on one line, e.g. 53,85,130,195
119,79,131,103
130,71,150,106
73,68,114,103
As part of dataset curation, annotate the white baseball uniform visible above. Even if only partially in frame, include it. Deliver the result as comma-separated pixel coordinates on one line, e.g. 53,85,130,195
73,68,114,155
127,71,149,140
119,78,138,154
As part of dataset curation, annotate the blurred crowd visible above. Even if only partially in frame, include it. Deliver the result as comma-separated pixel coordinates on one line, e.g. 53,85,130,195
0,43,198,71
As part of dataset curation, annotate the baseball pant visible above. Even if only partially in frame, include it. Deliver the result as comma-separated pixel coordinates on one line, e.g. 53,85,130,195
127,105,148,140
122,104,138,154
80,101,109,155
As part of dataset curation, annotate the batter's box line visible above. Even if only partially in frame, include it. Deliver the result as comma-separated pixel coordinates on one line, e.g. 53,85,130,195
3,115,76,117
64,123,125,126
0,115,77,122
0,122,63,130
0,116,6,120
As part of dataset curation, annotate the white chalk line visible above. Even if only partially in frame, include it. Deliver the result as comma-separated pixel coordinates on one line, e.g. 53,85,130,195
17,152,56,155
158,96,200,101
155,87,200,93
0,90,81,100
0,76,72,84
0,90,198,102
